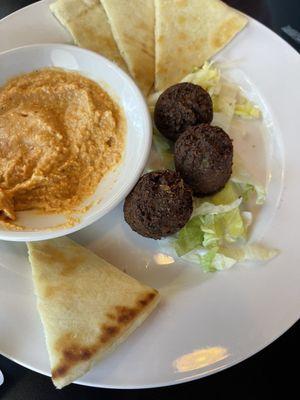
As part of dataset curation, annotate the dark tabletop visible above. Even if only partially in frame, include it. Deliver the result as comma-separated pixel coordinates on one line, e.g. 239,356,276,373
0,1,299,399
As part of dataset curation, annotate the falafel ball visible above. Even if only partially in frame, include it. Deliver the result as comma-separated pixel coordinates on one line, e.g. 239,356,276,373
174,124,233,196
154,82,213,141
124,170,193,239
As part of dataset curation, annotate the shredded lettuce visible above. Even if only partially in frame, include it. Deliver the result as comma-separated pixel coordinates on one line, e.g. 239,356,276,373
200,208,245,248
211,181,239,205
199,250,237,272
241,211,253,229
181,248,237,272
174,182,247,257
192,197,242,217
152,128,174,170
181,62,261,122
181,61,221,96
212,83,238,131
175,204,246,255
175,217,204,256
159,179,276,272
148,62,275,272
162,176,276,272
232,155,266,205
148,62,261,127
220,244,279,262
235,95,261,119
199,249,219,272
152,145,270,272
181,243,278,272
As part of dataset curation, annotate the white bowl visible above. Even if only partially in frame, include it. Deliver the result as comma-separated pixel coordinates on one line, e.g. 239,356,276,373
0,44,152,241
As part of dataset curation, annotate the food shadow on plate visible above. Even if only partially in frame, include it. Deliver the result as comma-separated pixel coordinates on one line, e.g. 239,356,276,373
71,203,213,297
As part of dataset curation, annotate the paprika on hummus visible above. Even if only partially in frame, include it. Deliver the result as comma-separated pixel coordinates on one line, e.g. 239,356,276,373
0,68,125,225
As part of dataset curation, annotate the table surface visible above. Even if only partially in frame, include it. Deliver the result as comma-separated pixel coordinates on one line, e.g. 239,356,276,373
0,1,299,399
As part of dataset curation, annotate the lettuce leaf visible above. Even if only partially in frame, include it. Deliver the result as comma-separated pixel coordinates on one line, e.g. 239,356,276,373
200,250,237,272
175,217,204,256
181,243,278,272
165,175,275,272
150,62,275,272
235,95,261,119
212,82,238,131
232,155,266,205
148,62,261,124
174,189,247,257
192,198,242,217
181,62,261,122
182,248,237,272
181,61,221,96
220,244,279,262
152,128,174,170
200,207,246,246
211,181,239,205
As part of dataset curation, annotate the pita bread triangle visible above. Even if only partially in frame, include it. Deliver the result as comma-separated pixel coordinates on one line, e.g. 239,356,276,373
100,0,155,95
50,0,128,71
154,0,247,91
27,237,160,389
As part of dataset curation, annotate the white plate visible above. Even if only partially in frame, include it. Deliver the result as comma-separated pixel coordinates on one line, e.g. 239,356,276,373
0,0,300,389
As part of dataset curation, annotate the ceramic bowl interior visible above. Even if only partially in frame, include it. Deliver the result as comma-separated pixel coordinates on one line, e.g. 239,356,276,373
0,44,152,241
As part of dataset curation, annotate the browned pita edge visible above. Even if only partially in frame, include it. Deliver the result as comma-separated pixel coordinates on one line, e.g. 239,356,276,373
51,289,159,383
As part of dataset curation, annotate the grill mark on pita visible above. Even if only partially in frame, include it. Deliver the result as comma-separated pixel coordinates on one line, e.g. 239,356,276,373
115,306,137,323
137,291,156,306
106,312,115,320
100,324,120,343
52,290,158,380
52,365,68,380
64,347,93,362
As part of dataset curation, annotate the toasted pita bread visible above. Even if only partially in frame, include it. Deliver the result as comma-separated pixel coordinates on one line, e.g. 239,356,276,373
50,0,127,71
27,237,160,389
154,0,247,91
100,0,155,95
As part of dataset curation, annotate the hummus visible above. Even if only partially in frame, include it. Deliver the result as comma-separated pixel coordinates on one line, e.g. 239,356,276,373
0,68,125,225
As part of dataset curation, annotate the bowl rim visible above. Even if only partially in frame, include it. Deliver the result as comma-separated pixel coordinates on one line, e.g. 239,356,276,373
0,43,152,241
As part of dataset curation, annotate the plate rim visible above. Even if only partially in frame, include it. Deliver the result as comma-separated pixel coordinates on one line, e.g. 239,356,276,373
0,0,299,389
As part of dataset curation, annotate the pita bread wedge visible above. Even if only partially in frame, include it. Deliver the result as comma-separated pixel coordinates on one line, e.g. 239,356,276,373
27,237,160,389
154,0,247,91
100,0,155,95
50,0,127,71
